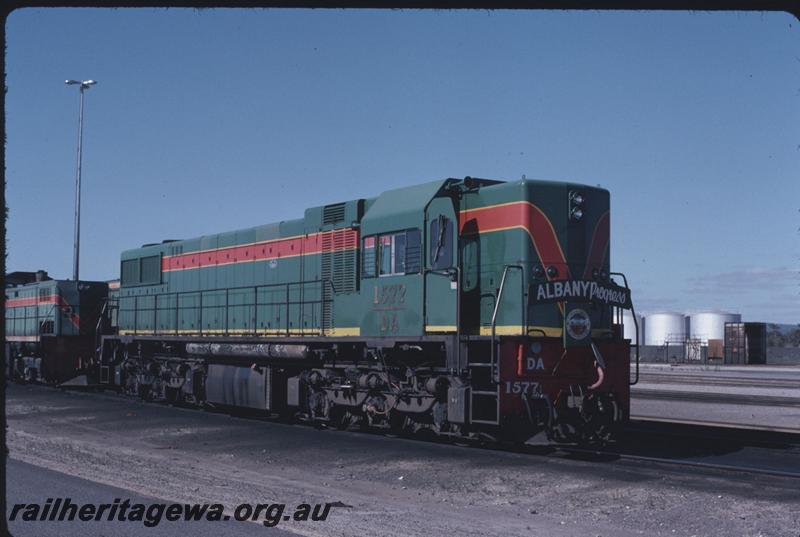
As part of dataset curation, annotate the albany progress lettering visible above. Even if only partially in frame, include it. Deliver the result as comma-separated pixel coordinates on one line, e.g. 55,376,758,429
533,280,631,309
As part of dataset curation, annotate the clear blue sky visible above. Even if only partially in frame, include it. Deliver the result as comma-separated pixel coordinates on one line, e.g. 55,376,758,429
6,9,799,323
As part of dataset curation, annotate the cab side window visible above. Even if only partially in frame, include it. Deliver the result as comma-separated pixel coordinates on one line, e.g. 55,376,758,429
379,235,395,275
362,236,377,278
362,229,422,278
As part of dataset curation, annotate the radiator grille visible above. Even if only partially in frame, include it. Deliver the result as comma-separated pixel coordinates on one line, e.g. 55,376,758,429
320,228,359,332
323,203,346,225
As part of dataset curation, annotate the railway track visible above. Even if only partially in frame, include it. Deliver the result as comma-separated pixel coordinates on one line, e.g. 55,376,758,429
628,415,800,434
631,388,800,408
637,373,800,390
465,423,800,479
317,406,800,480
557,445,800,479
584,418,800,479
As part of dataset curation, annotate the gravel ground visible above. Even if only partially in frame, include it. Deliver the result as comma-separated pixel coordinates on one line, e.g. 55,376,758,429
5,383,799,537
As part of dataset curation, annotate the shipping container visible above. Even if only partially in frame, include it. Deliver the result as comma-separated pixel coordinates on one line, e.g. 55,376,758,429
724,322,767,365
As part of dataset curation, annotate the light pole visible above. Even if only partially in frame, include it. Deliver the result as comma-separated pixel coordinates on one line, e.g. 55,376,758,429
65,79,97,281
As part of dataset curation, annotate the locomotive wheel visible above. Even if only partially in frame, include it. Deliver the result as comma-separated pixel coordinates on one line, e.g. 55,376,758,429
575,393,619,446
388,410,408,435
137,383,152,401
329,407,353,430
165,386,181,405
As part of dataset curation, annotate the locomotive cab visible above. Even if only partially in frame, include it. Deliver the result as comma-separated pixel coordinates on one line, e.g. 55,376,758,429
456,178,636,443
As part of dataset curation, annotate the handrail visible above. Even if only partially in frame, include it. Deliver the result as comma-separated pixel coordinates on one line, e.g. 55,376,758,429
9,303,58,337
95,299,108,351
609,271,639,386
490,264,524,383
527,327,548,337
425,266,461,370
119,278,335,337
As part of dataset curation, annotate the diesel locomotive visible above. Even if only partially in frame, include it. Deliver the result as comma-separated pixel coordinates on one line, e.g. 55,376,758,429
6,177,639,444
4,271,113,383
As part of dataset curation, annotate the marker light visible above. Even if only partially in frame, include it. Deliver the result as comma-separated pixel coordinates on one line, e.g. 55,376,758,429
569,191,585,222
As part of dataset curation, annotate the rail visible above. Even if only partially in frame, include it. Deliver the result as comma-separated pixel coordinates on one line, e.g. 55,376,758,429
610,271,639,386
119,279,335,338
425,266,462,369
95,297,118,351
490,264,524,383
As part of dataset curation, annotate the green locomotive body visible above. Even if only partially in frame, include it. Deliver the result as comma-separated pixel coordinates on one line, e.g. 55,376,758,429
117,178,614,340
106,177,635,443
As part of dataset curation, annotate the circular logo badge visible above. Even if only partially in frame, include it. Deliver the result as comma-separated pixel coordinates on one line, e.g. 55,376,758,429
566,308,591,340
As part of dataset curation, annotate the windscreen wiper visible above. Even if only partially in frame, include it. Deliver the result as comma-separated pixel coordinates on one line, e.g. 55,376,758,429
432,214,446,264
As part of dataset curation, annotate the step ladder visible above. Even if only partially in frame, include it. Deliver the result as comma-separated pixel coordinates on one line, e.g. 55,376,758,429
467,340,500,425
467,264,523,426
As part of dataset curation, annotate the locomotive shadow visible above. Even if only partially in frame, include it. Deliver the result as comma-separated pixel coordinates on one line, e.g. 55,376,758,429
51,383,800,473
612,420,800,461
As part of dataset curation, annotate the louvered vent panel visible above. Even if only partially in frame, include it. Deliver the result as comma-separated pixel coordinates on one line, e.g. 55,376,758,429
323,203,346,225
332,229,356,294
321,232,334,332
320,229,358,333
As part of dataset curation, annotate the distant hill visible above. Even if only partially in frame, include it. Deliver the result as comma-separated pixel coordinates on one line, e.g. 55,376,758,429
767,323,800,347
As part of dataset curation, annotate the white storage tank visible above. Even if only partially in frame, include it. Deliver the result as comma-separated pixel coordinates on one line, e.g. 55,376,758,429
644,312,686,346
621,310,643,345
689,310,741,345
